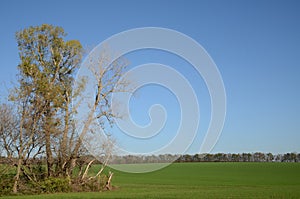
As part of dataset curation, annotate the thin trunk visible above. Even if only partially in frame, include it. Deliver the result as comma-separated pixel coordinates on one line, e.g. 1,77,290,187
105,172,113,190
44,102,54,177
69,77,102,175
72,111,94,157
89,155,110,181
13,110,24,193
69,110,94,173
81,159,95,180
13,158,22,193
45,131,53,177
68,157,77,177
60,103,69,173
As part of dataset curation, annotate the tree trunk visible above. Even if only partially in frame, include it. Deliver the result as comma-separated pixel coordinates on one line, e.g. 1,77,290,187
105,172,113,190
68,110,95,174
45,131,53,177
68,157,77,176
59,103,69,175
44,103,54,177
81,159,95,180
13,158,22,193
13,109,25,193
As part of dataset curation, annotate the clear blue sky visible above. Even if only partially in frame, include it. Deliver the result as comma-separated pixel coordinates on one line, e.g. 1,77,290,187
0,0,299,154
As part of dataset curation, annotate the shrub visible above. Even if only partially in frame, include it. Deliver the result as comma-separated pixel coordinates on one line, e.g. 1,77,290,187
0,174,14,196
39,177,71,193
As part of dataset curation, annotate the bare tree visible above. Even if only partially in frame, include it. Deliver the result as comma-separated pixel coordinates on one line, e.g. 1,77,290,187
0,103,18,159
66,48,129,185
8,78,47,193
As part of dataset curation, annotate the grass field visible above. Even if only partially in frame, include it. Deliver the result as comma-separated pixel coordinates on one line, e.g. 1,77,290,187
5,162,300,199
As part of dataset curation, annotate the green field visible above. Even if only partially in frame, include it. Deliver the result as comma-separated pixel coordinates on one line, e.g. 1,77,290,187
5,162,300,199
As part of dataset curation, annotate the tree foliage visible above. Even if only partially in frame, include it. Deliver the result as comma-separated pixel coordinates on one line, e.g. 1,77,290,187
0,24,126,195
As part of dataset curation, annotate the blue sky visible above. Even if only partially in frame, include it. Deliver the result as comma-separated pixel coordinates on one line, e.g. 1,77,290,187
0,0,299,154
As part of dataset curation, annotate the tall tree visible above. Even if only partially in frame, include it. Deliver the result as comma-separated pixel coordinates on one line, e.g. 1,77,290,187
15,24,82,177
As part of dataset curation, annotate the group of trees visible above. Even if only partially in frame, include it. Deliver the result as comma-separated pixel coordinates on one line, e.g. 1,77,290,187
108,152,300,164
176,152,300,163
0,24,128,195
0,24,299,196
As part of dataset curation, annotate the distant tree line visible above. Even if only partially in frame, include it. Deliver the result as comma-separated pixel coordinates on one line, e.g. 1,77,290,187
108,152,300,164
1,152,299,167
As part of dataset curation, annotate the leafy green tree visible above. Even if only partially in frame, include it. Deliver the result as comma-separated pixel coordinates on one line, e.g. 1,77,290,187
15,24,82,179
